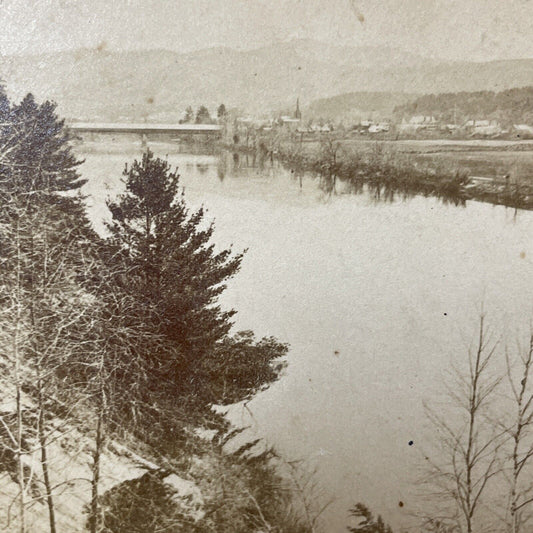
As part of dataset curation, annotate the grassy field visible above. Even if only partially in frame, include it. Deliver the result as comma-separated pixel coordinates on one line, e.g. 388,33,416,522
295,138,533,183
412,150,533,181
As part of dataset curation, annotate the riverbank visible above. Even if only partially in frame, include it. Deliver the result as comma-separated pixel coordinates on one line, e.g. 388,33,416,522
0,372,309,532
225,137,533,210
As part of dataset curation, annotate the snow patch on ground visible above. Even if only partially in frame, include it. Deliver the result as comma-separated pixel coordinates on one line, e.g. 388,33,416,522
0,381,204,532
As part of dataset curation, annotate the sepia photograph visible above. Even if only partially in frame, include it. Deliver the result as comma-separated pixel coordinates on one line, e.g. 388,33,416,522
1,1,533,531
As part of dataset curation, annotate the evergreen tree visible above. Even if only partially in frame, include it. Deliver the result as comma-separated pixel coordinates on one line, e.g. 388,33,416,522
183,105,194,123
195,105,212,124
106,150,287,418
106,150,244,380
191,331,287,406
217,103,227,121
0,93,85,203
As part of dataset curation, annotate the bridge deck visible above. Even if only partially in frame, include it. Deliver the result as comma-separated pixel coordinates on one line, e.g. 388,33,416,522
69,122,222,134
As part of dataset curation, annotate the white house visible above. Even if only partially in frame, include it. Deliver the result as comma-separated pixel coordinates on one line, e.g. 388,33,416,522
399,116,438,133
513,124,533,137
464,119,502,136
368,123,390,133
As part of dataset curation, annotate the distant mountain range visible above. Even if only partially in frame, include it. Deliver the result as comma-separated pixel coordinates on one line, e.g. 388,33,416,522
2,39,533,121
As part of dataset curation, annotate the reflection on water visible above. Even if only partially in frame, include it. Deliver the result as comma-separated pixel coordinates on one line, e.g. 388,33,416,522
77,141,533,532
196,162,209,175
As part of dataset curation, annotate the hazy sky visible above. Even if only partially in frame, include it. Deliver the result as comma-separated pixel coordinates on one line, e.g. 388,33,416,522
1,0,533,61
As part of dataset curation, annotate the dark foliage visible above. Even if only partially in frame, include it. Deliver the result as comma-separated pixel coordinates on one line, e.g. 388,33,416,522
191,331,288,405
106,150,243,363
195,105,212,124
394,86,533,125
105,149,285,427
183,106,194,123
217,103,227,120
347,503,393,533
95,442,309,533
0,89,95,270
93,470,194,533
0,92,86,201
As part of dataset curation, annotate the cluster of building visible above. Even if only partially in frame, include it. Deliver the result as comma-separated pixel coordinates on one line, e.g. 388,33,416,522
231,100,533,140
234,99,329,133
352,120,391,134
397,116,533,137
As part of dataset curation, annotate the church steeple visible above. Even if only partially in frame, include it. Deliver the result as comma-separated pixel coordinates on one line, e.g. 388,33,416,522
295,97,302,120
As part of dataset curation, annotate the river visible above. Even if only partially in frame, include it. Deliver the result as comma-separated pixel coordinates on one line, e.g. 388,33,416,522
77,140,533,532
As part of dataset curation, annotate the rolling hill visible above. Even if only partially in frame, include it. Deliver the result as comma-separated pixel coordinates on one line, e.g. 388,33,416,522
393,86,533,124
306,92,418,122
2,39,533,121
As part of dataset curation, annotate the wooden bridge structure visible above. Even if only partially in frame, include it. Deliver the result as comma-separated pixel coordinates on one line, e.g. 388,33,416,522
68,122,222,143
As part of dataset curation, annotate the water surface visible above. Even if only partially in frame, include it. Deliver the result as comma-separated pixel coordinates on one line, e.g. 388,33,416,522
78,141,533,532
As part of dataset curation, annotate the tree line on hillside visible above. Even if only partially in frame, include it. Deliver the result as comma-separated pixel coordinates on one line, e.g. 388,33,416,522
0,89,304,532
393,86,533,125
307,92,416,122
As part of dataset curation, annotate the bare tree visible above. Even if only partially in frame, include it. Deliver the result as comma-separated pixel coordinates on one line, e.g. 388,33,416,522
0,196,98,532
0,89,91,532
282,458,333,533
80,262,178,533
423,315,503,533
12,209,28,533
318,135,342,195
502,333,533,533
